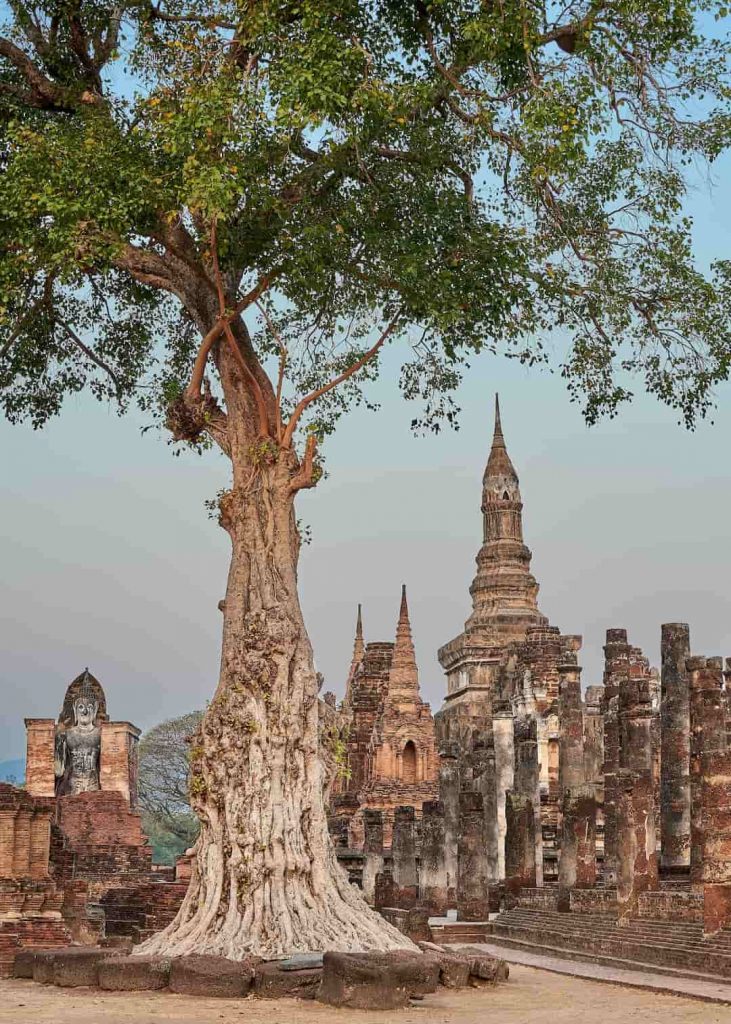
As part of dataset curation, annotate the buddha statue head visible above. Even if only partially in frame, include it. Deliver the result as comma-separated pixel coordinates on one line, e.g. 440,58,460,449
58,668,107,729
72,694,99,730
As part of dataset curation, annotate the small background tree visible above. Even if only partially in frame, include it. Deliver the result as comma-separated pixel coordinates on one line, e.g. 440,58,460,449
138,711,202,864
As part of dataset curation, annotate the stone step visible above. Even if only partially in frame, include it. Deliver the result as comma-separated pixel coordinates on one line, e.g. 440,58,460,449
429,921,491,944
495,919,731,957
492,921,731,976
501,909,709,937
484,934,731,988
496,912,731,950
502,917,708,941
497,912,701,935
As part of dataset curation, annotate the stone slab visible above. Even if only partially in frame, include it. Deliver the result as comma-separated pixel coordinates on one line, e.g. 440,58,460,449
12,950,37,979
97,955,173,991
318,950,439,1009
170,954,257,997
253,961,322,999
279,953,324,971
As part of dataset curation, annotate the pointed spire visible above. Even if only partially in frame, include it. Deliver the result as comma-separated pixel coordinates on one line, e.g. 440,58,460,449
399,585,408,624
484,393,519,492
389,584,419,694
493,393,505,447
344,604,365,706
354,603,364,663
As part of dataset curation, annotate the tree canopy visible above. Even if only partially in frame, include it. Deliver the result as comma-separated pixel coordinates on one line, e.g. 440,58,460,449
1,0,730,450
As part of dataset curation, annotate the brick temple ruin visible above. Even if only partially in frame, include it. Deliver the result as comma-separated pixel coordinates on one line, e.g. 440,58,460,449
328,397,731,972
0,670,186,975
3,396,731,982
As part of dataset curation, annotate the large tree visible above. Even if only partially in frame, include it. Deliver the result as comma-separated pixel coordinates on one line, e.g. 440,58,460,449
1,0,730,958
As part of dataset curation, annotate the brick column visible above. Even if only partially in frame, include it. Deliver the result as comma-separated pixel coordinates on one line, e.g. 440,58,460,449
689,656,726,886
701,744,731,936
583,686,605,868
514,716,542,886
0,810,16,877
457,791,490,920
583,686,605,787
601,629,630,885
374,868,395,910
28,810,51,879
100,722,141,806
361,809,384,905
505,792,536,895
438,744,460,906
493,708,515,880
419,799,448,914
12,808,31,878
467,732,500,883
616,677,658,921
558,660,596,911
24,719,56,798
391,805,417,908
660,623,691,871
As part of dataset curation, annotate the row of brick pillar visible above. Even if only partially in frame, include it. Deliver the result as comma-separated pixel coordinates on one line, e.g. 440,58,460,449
363,733,503,921
361,625,731,934
551,631,657,918
582,625,731,936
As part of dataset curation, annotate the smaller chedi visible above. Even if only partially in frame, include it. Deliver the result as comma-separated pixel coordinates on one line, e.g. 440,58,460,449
53,668,106,796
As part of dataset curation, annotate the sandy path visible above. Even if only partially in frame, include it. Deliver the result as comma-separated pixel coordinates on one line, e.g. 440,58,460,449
2,964,731,1024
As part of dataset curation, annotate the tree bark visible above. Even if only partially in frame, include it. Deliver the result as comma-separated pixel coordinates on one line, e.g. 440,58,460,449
139,336,410,959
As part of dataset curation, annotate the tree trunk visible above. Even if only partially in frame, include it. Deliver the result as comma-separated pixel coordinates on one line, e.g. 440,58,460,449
140,343,410,958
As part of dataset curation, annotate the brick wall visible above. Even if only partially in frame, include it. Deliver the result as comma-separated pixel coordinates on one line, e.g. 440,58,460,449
56,791,145,847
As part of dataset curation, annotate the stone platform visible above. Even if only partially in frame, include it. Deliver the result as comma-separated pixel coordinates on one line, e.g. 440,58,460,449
489,907,731,979
473,940,731,1005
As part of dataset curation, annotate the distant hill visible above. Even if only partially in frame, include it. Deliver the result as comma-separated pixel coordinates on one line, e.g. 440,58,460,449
0,758,25,784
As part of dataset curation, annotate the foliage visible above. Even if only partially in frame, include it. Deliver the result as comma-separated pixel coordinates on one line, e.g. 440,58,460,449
138,710,202,862
0,0,730,451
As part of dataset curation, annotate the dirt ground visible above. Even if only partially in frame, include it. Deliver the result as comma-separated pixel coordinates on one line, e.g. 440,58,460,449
1,964,730,1024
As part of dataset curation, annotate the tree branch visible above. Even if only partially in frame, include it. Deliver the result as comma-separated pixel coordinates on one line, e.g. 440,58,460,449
210,222,272,438
0,35,104,111
288,433,318,494
281,314,400,448
147,4,237,29
254,300,288,442
186,273,275,399
0,280,54,361
57,319,122,396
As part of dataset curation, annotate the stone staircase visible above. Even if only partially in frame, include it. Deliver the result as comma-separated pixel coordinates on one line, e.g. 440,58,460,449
430,919,492,944
100,881,187,944
489,907,731,981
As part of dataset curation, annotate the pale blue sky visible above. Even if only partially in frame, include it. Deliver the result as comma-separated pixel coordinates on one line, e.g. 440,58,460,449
2,103,731,763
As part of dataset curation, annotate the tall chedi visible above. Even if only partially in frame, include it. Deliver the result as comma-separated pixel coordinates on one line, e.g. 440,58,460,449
436,396,548,743
436,397,562,881
467,395,547,640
